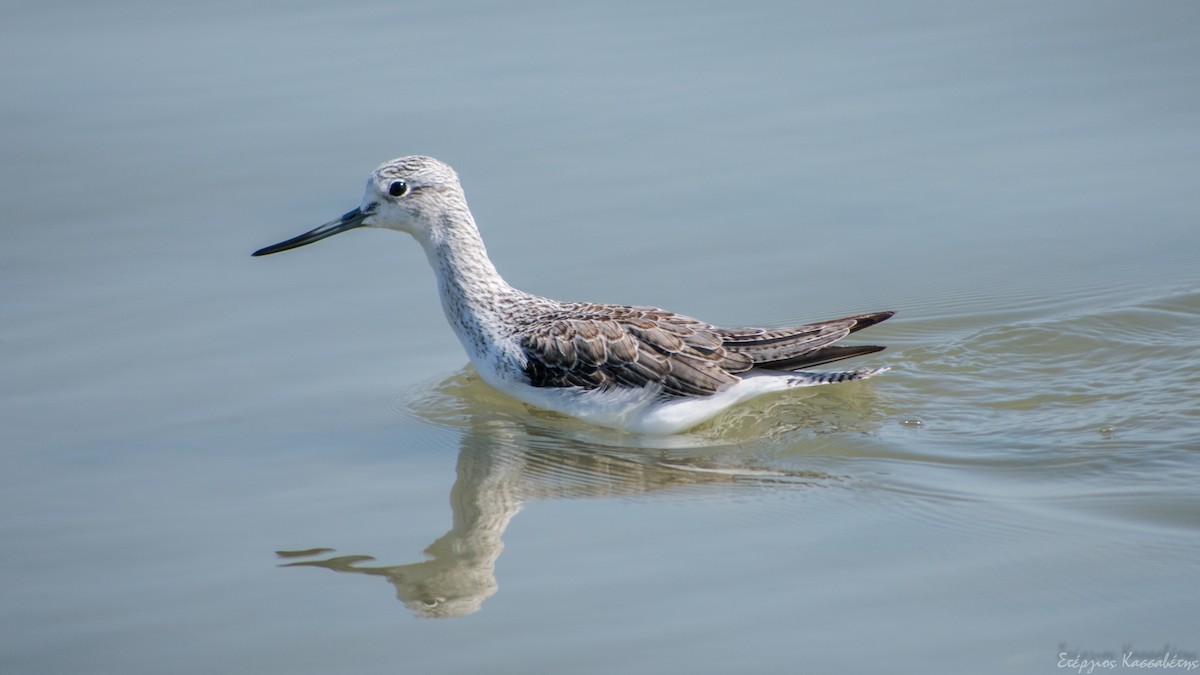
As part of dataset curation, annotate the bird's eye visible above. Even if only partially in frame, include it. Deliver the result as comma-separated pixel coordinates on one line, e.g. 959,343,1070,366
388,180,409,197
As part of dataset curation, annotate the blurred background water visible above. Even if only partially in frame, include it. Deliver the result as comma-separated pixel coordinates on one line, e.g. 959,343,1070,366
2,1,1198,673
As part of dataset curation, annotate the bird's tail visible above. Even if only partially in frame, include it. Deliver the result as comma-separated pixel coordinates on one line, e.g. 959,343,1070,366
784,366,890,387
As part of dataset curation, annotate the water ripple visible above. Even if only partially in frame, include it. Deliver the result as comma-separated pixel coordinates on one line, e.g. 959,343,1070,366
385,285,1200,536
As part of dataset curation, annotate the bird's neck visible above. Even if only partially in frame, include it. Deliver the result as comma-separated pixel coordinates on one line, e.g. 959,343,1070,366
419,213,521,359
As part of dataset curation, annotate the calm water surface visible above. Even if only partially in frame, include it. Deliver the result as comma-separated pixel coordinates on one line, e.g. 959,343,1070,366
2,2,1198,674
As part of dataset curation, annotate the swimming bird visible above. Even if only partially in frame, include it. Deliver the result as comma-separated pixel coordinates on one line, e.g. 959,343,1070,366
253,156,893,434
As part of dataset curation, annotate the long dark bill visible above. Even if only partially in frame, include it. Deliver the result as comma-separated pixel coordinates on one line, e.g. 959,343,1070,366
252,208,370,257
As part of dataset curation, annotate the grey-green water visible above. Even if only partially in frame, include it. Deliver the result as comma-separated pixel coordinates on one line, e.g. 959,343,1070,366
2,2,1198,673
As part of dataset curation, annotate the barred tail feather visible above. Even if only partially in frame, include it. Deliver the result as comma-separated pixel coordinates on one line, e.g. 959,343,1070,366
785,366,891,387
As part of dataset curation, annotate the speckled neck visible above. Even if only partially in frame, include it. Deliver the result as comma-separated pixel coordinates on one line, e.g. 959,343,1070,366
419,209,526,363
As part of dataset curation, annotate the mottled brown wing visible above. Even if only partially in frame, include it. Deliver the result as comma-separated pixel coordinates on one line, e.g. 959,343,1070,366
517,304,747,397
715,311,894,370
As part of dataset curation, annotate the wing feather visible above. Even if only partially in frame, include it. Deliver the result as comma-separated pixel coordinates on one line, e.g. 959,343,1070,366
716,311,894,371
518,306,893,397
518,304,739,397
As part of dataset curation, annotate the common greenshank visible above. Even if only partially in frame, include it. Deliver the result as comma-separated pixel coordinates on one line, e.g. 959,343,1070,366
253,156,893,434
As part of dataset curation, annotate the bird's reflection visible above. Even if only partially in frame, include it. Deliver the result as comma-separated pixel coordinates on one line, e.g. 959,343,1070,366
277,368,885,618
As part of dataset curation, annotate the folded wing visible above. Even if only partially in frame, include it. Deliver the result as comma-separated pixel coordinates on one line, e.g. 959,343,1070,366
518,306,893,398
